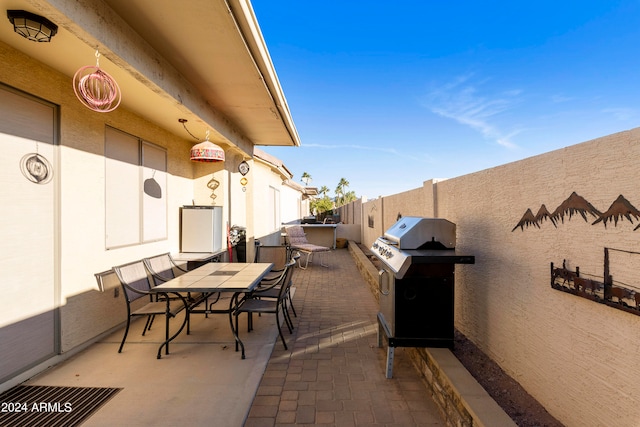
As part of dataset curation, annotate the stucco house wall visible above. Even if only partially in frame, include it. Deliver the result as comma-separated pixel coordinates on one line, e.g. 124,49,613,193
251,157,294,245
0,40,203,352
0,33,304,386
357,127,640,426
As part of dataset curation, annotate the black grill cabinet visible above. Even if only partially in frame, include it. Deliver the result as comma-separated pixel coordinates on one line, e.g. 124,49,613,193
371,217,474,378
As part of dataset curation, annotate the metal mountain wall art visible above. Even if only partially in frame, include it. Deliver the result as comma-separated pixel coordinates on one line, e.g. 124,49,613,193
513,192,640,232
534,204,554,226
593,195,640,229
549,191,601,224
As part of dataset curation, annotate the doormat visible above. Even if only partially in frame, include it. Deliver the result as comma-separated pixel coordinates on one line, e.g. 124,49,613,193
0,385,121,427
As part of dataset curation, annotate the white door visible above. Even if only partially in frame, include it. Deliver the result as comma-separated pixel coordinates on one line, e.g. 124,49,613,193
0,85,58,383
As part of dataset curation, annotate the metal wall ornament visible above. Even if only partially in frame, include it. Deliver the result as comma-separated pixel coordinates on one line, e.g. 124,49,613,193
238,160,249,176
20,153,53,184
513,192,640,232
207,175,220,204
73,50,121,113
551,247,640,317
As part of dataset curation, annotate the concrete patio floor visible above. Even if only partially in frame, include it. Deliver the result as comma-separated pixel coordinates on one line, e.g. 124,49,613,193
19,248,446,426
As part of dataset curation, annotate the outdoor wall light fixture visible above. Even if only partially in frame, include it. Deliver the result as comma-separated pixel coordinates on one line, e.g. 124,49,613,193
180,119,225,162
190,131,225,162
7,10,58,42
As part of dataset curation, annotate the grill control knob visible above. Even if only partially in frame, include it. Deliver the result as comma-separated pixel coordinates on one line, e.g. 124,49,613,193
378,247,393,259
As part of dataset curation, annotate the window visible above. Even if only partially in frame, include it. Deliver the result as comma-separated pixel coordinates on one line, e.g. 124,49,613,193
105,126,167,248
267,186,281,232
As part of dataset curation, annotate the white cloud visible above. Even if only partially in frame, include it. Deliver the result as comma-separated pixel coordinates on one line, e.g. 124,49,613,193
602,107,637,121
303,143,399,154
551,94,574,103
301,142,433,165
424,75,522,149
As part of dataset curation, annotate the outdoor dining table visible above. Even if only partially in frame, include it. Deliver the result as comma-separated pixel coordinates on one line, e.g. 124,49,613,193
151,262,273,359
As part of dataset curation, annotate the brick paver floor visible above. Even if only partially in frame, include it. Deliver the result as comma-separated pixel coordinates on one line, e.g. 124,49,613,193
244,248,444,427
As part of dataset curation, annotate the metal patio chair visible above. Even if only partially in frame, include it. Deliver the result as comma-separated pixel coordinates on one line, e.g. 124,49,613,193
255,249,300,318
143,253,205,302
143,252,205,333
143,253,229,331
233,258,296,351
254,244,290,278
143,253,188,284
112,260,187,355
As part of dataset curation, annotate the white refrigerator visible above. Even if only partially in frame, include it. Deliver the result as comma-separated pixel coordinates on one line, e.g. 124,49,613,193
180,206,223,252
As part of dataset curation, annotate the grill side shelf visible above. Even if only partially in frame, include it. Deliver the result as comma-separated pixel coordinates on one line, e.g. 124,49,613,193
402,250,475,264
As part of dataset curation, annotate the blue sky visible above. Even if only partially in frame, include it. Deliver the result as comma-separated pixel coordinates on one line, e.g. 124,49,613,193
252,1,640,200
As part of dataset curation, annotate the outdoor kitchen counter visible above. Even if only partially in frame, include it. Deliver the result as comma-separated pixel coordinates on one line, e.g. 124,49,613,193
301,223,337,249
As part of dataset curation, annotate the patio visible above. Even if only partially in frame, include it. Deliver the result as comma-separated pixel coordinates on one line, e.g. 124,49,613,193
13,248,447,426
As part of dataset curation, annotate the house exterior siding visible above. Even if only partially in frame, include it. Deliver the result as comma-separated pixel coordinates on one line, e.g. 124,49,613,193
0,36,305,386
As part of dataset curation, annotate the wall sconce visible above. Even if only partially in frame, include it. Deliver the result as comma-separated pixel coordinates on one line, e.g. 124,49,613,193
7,10,58,42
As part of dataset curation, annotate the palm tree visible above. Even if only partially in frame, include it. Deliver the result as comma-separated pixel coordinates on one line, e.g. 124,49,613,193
301,172,312,186
319,186,330,197
335,178,350,207
336,177,349,192
343,190,357,204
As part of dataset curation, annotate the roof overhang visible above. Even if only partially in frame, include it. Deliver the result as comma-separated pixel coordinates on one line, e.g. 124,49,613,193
1,0,300,155
302,186,318,196
253,147,293,180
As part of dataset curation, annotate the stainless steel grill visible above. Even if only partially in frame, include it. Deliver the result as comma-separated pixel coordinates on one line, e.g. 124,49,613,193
372,217,467,278
372,216,474,378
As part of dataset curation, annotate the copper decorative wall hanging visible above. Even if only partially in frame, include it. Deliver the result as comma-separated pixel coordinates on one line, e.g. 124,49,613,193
73,50,121,113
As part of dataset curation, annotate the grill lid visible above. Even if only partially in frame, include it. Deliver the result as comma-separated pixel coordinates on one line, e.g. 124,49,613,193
372,217,474,278
384,217,456,249
371,238,474,278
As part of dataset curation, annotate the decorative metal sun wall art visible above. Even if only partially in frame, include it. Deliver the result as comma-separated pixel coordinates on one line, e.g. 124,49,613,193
551,248,640,317
513,192,640,231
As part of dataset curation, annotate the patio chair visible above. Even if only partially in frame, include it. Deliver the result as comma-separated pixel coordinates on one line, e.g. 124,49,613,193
112,260,187,354
143,252,206,333
255,250,300,318
143,253,205,302
94,268,120,293
143,253,231,329
143,252,188,283
255,244,290,281
285,225,330,269
233,258,296,351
